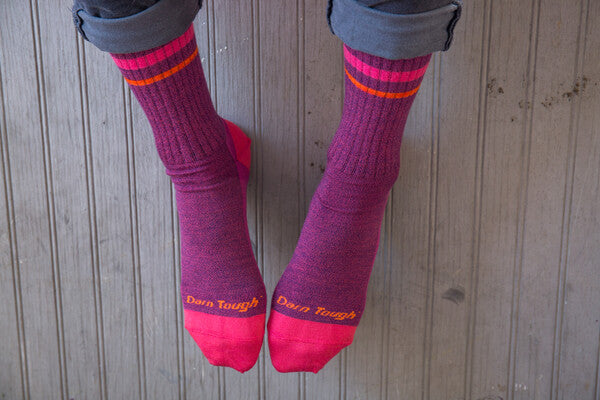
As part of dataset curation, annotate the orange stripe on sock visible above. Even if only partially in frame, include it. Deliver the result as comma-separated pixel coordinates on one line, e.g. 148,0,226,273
125,48,199,86
345,68,420,99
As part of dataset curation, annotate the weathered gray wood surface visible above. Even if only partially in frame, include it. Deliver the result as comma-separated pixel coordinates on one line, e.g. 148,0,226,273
1,0,599,399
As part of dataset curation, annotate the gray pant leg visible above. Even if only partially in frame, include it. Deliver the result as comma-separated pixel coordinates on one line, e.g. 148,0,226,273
72,0,158,19
328,0,463,59
359,0,455,14
72,0,201,53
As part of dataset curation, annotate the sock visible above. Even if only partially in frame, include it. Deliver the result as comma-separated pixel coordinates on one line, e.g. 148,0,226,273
267,45,431,373
111,25,266,373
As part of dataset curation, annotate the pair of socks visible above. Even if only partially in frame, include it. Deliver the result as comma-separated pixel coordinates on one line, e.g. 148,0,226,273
111,25,429,373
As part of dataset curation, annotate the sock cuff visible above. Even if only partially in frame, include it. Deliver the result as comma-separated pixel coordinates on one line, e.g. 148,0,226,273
344,45,430,79
111,25,226,167
327,47,431,179
111,25,197,83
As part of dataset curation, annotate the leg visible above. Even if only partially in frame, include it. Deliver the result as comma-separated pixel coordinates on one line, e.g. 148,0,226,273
72,0,158,19
329,0,462,60
72,0,201,53
72,0,266,373
268,0,462,373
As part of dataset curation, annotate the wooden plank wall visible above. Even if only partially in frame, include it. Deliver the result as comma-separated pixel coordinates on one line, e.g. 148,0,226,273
1,0,599,399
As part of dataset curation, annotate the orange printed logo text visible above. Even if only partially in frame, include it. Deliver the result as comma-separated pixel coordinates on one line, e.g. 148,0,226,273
277,295,357,321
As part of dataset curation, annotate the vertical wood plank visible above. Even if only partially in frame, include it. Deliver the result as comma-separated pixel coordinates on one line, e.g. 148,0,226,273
427,1,487,398
82,42,142,400
557,1,600,398
0,55,26,400
469,1,537,399
385,54,436,400
512,1,584,399
124,87,149,399
0,1,64,398
251,1,268,395
258,0,302,397
36,1,106,398
301,1,344,398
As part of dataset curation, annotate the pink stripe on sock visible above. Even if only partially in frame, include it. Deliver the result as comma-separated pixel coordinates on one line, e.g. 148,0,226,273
343,45,428,82
113,26,195,70
185,309,265,340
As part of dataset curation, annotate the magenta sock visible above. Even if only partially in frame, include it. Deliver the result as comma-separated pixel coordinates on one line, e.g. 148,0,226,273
268,45,431,373
111,25,266,373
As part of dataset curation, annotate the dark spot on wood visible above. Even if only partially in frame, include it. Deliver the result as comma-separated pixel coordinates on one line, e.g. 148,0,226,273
442,286,465,304
309,162,314,167
487,78,504,97
565,76,589,98
541,97,556,108
562,91,574,100
518,100,532,109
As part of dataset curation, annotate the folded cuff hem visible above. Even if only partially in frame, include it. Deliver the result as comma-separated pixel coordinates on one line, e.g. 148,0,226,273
73,0,201,54
328,0,462,60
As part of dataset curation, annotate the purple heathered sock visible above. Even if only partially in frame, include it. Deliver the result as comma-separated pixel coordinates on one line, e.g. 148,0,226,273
268,45,431,373
111,25,266,373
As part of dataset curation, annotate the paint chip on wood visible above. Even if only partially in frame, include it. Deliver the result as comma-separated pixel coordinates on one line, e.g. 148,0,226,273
442,286,465,304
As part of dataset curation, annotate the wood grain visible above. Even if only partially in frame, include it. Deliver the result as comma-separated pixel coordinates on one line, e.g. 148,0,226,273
556,1,600,399
512,1,585,399
427,1,487,398
1,1,63,398
0,20,26,398
469,1,537,399
38,1,103,398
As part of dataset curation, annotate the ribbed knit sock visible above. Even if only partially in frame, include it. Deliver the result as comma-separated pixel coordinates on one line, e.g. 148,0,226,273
268,45,431,373
111,25,266,373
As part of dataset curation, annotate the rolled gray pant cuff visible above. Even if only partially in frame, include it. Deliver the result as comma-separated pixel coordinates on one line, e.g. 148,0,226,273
328,0,462,60
72,0,201,54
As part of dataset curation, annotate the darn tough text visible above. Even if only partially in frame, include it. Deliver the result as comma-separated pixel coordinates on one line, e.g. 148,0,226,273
276,295,357,321
186,296,259,313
